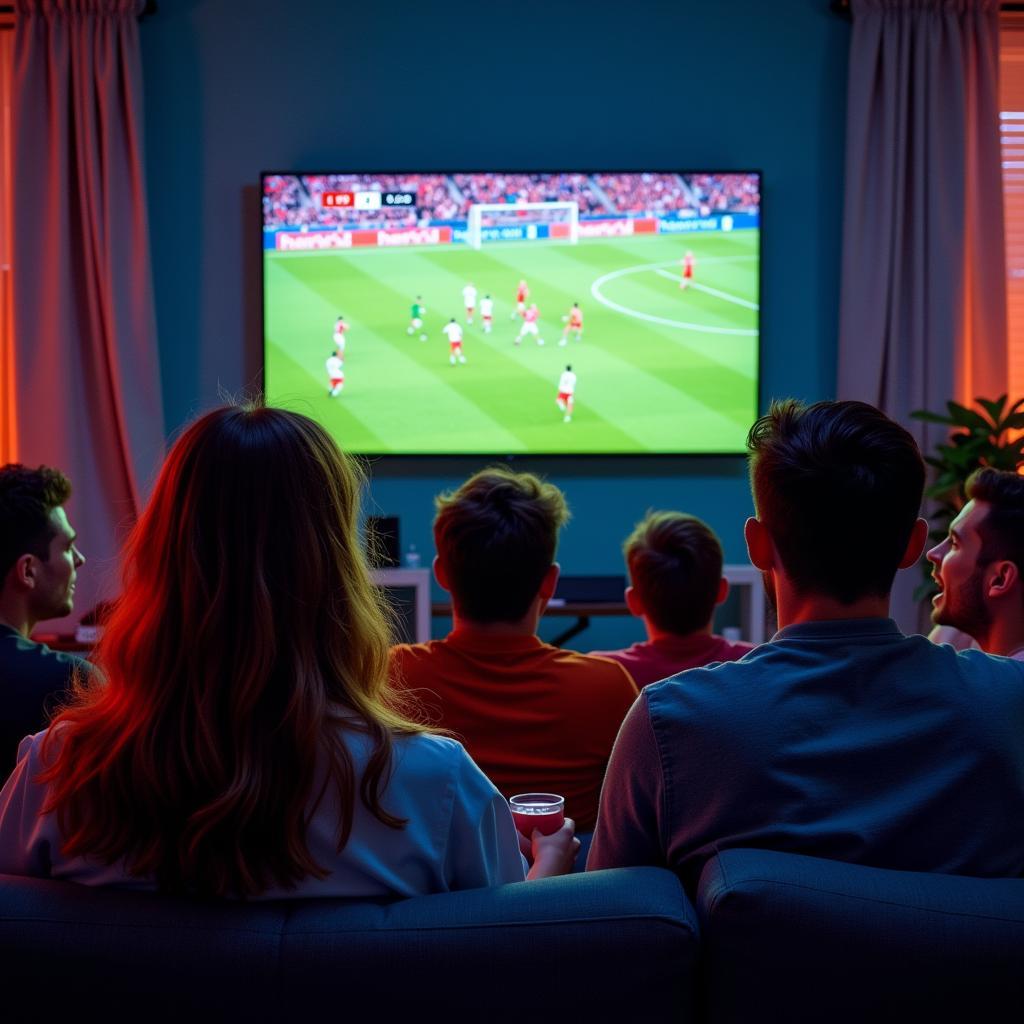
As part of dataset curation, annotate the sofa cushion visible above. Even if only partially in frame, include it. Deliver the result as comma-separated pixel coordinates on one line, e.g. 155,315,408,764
697,848,1024,1024
0,867,697,1022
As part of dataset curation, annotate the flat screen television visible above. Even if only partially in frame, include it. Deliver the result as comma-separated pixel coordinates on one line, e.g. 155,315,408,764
262,171,760,455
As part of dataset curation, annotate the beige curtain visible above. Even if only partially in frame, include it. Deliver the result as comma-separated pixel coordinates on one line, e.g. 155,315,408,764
12,0,164,629
837,0,1006,631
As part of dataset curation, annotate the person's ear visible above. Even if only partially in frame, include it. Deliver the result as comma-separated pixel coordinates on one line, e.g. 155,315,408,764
899,517,929,569
432,555,450,593
538,562,560,602
744,517,774,571
715,577,730,606
10,554,36,591
985,560,1020,601
625,585,644,617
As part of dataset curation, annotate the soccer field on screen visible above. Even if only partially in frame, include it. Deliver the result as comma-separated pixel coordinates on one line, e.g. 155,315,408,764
264,230,759,455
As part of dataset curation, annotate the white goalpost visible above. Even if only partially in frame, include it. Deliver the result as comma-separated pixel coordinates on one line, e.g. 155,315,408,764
466,201,579,250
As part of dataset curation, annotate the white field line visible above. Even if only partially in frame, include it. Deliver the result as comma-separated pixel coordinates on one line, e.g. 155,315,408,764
590,261,759,336
653,268,760,310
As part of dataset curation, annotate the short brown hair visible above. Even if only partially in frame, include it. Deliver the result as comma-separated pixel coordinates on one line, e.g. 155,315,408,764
965,467,1024,591
625,511,723,635
0,464,72,582
747,399,924,603
433,467,569,623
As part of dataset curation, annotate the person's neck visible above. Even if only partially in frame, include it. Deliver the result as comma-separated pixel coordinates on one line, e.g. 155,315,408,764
451,608,540,638
774,585,891,631
0,594,33,638
976,613,1024,659
643,618,713,645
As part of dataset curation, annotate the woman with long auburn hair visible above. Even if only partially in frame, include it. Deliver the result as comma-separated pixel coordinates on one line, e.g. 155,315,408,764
0,405,577,898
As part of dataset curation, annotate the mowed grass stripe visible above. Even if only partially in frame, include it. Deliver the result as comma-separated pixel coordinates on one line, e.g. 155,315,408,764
277,240,752,450
265,230,759,453
266,259,529,452
271,254,642,452
475,240,756,437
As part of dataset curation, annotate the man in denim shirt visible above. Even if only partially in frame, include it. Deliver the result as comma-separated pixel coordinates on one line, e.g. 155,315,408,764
588,400,1024,891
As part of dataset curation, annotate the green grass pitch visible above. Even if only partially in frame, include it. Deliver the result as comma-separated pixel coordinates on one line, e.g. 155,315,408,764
263,231,759,454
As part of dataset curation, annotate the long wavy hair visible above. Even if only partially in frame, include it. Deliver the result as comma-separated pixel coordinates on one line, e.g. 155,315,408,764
39,405,424,898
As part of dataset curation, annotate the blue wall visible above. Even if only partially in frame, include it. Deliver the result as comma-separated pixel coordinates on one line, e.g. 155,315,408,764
140,0,849,647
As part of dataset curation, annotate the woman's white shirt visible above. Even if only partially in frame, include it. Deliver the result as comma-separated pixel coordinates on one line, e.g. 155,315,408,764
0,728,526,898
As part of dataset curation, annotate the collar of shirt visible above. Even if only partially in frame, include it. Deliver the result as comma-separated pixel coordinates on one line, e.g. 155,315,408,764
646,632,725,656
445,628,547,656
772,617,902,643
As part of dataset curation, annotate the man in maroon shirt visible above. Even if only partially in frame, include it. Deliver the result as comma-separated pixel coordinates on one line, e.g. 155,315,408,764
589,511,752,687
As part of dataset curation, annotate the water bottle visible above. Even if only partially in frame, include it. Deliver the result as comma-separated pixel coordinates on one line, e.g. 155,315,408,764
404,543,422,569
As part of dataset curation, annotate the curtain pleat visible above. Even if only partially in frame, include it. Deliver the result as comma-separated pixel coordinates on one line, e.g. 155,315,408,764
11,0,164,629
837,0,1006,632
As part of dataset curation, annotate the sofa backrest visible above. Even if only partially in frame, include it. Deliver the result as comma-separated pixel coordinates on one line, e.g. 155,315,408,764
0,867,698,1022
698,848,1024,1023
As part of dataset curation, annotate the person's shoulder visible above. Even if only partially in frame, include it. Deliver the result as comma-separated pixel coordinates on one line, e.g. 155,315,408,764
645,646,766,707
552,647,637,687
954,645,1024,684
12,722,64,771
0,634,91,685
391,731,492,795
390,639,452,675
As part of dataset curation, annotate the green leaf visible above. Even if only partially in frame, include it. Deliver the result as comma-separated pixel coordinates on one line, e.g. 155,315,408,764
946,401,991,432
911,409,955,425
978,395,1008,423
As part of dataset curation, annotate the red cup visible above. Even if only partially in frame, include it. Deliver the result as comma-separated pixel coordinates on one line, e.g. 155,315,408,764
509,793,565,837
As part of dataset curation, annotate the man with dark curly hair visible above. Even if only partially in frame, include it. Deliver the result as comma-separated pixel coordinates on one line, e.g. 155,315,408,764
0,464,89,773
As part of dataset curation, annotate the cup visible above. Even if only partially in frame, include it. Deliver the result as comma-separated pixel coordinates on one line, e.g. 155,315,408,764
509,793,565,837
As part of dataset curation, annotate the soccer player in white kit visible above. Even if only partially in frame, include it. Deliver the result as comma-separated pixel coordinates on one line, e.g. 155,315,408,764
480,294,494,333
333,315,349,355
443,318,466,364
515,303,543,346
462,283,477,324
326,352,345,397
556,365,576,422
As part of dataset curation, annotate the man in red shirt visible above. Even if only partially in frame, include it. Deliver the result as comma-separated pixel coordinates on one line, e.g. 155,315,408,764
390,468,638,834
589,511,753,687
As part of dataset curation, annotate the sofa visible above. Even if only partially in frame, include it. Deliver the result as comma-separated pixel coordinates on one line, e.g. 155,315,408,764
0,866,698,1023
698,848,1024,1023
2,851,1023,1023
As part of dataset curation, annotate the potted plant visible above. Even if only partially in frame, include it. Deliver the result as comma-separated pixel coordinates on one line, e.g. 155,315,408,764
910,395,1024,599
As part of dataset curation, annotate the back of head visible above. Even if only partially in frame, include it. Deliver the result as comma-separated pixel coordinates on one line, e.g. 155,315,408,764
747,399,924,603
42,403,418,897
0,464,72,583
434,467,569,623
625,511,723,635
965,467,1024,583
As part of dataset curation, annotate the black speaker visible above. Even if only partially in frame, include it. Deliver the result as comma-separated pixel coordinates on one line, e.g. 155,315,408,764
366,516,400,568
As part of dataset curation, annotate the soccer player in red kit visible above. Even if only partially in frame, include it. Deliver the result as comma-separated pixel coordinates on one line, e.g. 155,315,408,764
680,251,696,291
560,303,583,346
516,303,544,346
333,315,350,353
511,279,529,319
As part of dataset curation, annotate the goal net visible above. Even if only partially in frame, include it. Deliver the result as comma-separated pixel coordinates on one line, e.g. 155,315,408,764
466,201,579,250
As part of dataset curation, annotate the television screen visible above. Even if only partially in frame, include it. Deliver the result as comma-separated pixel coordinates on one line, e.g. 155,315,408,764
262,171,760,455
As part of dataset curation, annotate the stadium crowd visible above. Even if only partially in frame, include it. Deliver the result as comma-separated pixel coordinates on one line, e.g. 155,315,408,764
262,172,764,231
688,172,761,215
2,398,1024,907
595,173,692,215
